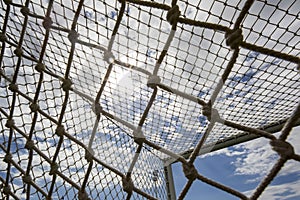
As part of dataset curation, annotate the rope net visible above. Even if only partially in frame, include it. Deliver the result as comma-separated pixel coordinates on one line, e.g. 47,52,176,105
0,0,299,199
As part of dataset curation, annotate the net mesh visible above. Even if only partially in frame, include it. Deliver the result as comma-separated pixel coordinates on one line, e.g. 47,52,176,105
0,0,299,199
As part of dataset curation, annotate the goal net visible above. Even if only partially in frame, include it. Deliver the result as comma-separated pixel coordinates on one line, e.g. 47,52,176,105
0,0,299,199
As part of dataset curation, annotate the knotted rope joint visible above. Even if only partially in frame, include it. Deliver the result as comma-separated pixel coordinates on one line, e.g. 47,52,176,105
122,176,134,194
270,139,294,159
92,102,102,116
103,51,115,64
21,7,30,16
30,103,39,112
134,136,146,146
8,83,18,92
3,0,11,5
78,191,90,200
225,29,243,49
43,17,53,30
22,175,32,184
4,153,12,163
62,78,72,91
147,75,161,89
55,125,65,137
202,104,221,122
3,185,11,195
183,163,198,181
167,5,180,25
85,150,94,163
49,162,59,175
35,63,45,72
5,119,15,128
25,140,35,150
68,30,79,43
133,127,145,145
14,48,23,57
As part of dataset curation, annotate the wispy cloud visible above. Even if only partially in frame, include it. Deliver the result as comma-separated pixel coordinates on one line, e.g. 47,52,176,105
244,178,300,200
202,126,300,198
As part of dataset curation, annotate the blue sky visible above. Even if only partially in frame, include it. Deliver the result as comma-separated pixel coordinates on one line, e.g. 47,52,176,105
172,127,300,200
1,0,299,199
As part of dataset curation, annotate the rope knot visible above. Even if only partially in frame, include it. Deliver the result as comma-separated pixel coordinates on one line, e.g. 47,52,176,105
25,140,35,150
85,149,94,162
55,125,65,137
92,102,102,116
133,127,145,145
62,78,72,91
78,191,90,200
202,104,221,122
122,176,134,194
103,51,115,64
225,29,243,49
183,163,197,181
43,17,53,30
35,63,45,72
14,48,23,57
22,175,32,184
21,6,30,16
270,139,294,159
68,30,79,43
0,33,6,42
5,119,15,128
8,83,18,92
3,185,11,195
50,162,59,175
147,75,161,88
30,103,39,112
167,5,180,26
4,153,12,163
134,136,145,146
3,0,11,5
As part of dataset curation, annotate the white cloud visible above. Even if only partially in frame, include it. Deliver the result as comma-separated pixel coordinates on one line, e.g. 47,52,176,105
244,178,300,200
204,126,300,178
232,127,300,178
202,126,300,198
